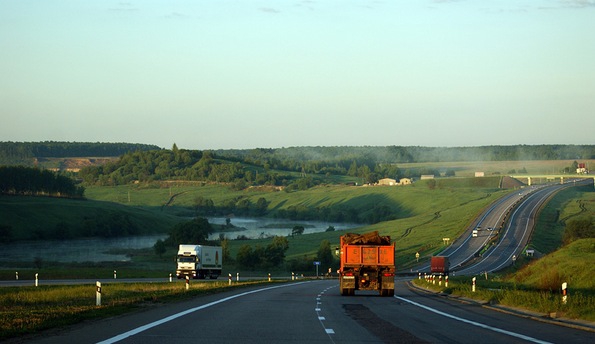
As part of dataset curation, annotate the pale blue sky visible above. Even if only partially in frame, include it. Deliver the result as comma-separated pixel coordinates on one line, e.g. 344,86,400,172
1,1,594,150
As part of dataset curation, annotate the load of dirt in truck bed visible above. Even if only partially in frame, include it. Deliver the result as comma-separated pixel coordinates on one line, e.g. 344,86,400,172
342,231,391,245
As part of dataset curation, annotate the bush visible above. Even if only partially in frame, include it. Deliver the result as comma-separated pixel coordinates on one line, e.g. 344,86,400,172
563,217,594,245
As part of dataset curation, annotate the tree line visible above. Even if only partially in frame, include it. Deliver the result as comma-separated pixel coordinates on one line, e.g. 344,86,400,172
78,145,298,187
0,166,84,198
215,145,595,175
0,141,159,165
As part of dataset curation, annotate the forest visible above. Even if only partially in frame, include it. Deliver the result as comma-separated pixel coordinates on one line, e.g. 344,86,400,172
0,166,84,198
0,141,159,165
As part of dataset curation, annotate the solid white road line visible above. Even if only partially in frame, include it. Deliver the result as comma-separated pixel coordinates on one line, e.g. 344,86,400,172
96,282,310,344
395,296,552,344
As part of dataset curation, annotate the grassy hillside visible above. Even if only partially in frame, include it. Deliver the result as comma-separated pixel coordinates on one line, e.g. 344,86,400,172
0,196,182,241
129,177,505,267
85,176,504,212
414,239,595,321
531,184,595,253
510,238,595,291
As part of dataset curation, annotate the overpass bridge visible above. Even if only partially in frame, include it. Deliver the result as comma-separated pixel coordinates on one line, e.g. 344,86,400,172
511,174,594,187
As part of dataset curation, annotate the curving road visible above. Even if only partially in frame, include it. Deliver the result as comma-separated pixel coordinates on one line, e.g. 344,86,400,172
416,178,593,276
20,279,593,344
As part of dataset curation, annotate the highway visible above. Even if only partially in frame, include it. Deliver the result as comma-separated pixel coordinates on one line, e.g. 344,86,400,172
19,278,593,344
417,179,593,276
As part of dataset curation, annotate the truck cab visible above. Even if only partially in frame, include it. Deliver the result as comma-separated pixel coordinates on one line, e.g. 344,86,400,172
176,244,222,279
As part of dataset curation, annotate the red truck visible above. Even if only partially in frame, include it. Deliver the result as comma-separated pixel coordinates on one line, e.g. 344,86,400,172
430,256,450,275
339,231,395,297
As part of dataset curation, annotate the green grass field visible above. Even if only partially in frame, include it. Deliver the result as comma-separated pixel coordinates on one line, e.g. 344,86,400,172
0,195,182,241
531,184,595,253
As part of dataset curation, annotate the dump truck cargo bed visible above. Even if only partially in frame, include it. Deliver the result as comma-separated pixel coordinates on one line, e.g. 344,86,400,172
339,231,396,297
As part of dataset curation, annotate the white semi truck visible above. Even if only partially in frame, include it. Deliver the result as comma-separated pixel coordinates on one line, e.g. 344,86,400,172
176,244,222,279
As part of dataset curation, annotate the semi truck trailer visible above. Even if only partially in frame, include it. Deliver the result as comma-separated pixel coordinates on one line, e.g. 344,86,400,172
430,256,450,275
176,244,222,279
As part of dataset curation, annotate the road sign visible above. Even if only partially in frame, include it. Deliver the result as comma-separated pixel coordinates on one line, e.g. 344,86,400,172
313,261,320,265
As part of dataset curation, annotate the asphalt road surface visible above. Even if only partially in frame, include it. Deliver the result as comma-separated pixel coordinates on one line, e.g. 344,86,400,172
17,279,593,344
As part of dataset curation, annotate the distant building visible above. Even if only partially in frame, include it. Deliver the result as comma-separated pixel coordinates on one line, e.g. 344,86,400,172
475,172,485,177
577,163,588,174
420,175,435,180
378,178,397,186
398,178,412,185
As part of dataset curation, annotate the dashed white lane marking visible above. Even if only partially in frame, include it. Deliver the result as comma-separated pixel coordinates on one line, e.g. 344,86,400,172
395,296,552,344
96,282,310,344
315,285,337,340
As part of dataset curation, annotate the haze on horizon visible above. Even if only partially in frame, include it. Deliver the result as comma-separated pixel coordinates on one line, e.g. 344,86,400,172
1,1,593,150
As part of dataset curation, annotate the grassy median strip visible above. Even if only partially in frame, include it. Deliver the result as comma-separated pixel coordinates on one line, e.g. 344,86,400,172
0,280,280,340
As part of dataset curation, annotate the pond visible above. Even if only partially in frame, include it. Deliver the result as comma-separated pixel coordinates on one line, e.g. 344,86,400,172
0,235,168,265
0,218,361,264
207,217,360,240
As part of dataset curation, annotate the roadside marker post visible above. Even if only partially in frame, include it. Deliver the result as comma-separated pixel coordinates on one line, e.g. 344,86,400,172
236,272,240,282
472,277,476,292
562,282,568,304
445,276,449,288
185,276,189,290
15,272,18,280
438,275,442,286
96,281,102,306
228,273,232,285
35,273,38,287
169,273,172,282
268,273,271,282
292,272,295,281
114,270,117,279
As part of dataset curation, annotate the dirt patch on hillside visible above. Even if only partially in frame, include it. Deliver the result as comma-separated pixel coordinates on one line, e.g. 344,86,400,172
500,176,526,189
36,157,117,172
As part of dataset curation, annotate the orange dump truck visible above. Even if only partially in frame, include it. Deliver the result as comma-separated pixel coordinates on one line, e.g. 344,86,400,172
339,231,395,296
